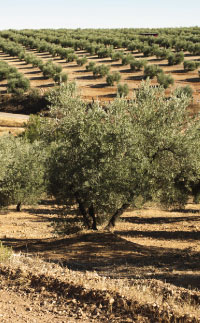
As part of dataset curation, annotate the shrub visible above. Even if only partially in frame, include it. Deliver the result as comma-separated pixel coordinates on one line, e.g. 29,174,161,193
7,76,30,95
53,72,68,85
168,52,184,65
111,51,123,61
144,65,163,79
97,47,113,58
93,64,110,78
86,61,96,72
157,72,174,89
66,53,77,62
174,85,193,99
41,61,62,79
0,241,12,262
121,54,134,66
155,48,170,60
106,72,121,86
117,83,129,97
183,60,200,72
130,59,147,71
76,56,88,66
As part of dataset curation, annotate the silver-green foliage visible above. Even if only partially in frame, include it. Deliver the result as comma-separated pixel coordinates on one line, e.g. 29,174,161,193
0,136,46,208
39,81,200,230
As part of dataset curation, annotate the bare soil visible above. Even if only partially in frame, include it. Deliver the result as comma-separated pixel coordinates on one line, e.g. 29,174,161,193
1,202,200,290
0,112,29,135
0,49,200,104
0,201,200,322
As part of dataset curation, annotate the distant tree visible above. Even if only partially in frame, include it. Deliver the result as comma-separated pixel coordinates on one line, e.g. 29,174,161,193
117,83,129,97
86,61,96,72
144,65,163,79
121,54,134,66
183,60,200,72
130,59,147,71
106,72,121,86
157,72,174,89
168,52,184,65
0,136,46,210
93,64,110,78
7,74,30,95
174,85,193,100
76,56,88,66
53,72,68,85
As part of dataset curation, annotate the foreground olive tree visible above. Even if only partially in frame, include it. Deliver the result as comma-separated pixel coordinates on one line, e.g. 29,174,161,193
0,136,46,210
36,82,200,231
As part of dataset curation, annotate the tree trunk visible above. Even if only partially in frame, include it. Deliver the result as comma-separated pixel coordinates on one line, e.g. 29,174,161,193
77,201,91,229
106,203,130,230
16,202,21,212
88,205,97,230
74,192,91,229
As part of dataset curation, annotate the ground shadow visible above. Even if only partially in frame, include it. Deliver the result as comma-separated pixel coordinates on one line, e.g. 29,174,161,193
76,75,94,80
170,69,186,74
97,59,112,64
25,70,40,75
90,83,107,88
121,215,200,225
126,75,144,81
37,83,54,88
115,229,200,241
120,68,132,74
98,93,116,99
1,230,200,290
30,76,44,81
184,77,200,83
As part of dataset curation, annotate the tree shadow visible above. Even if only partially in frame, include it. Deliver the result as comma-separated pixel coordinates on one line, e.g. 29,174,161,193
30,76,44,81
25,70,41,75
120,68,132,74
99,93,116,99
76,75,94,80
170,69,186,74
1,231,200,290
126,75,145,81
111,63,122,67
74,69,88,74
121,215,200,225
184,77,200,83
37,83,54,88
97,59,112,64
90,83,107,88
115,229,200,241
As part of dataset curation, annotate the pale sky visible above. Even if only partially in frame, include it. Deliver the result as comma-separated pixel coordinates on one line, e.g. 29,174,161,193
0,0,199,30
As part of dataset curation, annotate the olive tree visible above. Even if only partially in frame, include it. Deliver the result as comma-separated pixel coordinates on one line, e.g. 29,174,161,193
0,136,47,210
157,72,174,89
37,81,200,232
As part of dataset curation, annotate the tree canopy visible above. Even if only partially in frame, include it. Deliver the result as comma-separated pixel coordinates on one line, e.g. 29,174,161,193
29,81,200,231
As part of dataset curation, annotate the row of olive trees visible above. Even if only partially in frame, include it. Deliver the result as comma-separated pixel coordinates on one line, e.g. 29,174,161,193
0,38,68,85
0,60,30,95
1,81,200,234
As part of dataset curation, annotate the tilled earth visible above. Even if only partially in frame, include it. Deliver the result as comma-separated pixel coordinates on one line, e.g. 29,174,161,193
0,276,92,323
0,202,200,322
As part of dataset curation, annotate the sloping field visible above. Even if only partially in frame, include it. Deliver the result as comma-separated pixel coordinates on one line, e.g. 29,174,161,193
0,201,200,321
0,112,29,135
0,49,200,103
